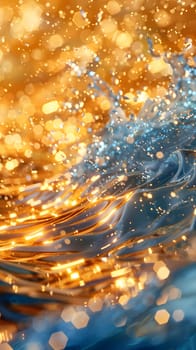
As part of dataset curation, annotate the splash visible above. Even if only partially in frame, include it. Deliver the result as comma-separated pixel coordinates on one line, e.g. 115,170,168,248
0,51,195,350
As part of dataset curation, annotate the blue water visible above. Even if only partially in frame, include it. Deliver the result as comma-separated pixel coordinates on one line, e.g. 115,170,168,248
0,54,195,350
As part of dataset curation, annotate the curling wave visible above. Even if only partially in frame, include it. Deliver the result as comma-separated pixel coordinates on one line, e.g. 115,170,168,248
0,54,195,350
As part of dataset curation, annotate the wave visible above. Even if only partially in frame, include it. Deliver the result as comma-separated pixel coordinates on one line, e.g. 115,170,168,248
0,54,195,349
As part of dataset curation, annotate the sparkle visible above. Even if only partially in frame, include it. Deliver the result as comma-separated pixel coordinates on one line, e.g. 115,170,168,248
71,311,90,329
48,332,68,350
0,0,194,348
42,101,60,115
88,297,103,312
155,309,170,325
172,309,184,322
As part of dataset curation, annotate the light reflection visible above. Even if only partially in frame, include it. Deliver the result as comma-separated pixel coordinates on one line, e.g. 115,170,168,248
0,0,195,349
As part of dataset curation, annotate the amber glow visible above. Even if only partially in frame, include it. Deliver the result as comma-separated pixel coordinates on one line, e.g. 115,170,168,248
0,0,194,345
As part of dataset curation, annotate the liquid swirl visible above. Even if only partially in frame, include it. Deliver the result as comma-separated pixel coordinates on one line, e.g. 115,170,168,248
0,53,195,350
